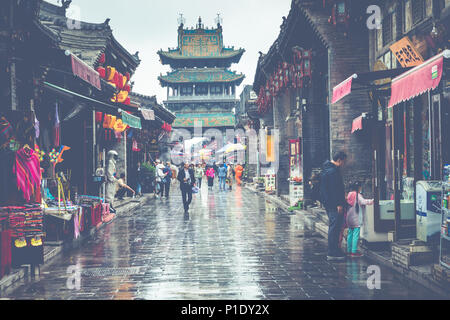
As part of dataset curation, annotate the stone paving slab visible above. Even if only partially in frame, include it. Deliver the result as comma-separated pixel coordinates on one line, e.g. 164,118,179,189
0,185,446,300
244,184,449,297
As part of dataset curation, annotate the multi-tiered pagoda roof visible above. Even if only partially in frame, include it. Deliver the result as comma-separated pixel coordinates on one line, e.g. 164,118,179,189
157,18,245,69
159,67,244,86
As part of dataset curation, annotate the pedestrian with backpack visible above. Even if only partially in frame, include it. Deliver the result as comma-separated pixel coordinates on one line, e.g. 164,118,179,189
319,151,348,261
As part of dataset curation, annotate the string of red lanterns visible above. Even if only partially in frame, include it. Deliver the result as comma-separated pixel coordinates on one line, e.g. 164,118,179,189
256,47,312,114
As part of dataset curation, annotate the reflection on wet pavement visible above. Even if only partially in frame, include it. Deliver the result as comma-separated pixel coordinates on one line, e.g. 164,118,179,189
1,184,445,300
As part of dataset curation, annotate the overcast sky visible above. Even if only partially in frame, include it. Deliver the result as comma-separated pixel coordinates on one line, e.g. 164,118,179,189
47,0,292,103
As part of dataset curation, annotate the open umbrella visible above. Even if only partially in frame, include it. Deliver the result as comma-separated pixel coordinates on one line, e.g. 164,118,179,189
216,143,246,154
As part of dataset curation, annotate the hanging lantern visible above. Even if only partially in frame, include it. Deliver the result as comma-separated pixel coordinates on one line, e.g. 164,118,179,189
116,90,129,103
95,112,103,123
98,53,106,65
302,49,312,79
330,1,349,28
113,119,127,133
96,67,106,78
106,66,116,81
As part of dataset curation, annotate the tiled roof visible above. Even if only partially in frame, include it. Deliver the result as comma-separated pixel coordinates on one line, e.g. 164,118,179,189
159,48,244,60
159,68,245,86
37,1,139,69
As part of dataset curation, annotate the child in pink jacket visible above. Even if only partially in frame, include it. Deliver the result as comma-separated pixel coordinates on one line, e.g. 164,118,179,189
346,182,373,257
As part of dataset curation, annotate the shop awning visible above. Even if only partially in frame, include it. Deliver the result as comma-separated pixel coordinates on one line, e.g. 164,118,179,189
351,115,363,133
332,68,412,104
331,74,357,104
388,50,450,108
42,81,121,115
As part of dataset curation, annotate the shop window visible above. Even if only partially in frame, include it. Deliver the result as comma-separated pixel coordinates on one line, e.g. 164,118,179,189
412,0,425,25
382,13,393,46
195,84,208,96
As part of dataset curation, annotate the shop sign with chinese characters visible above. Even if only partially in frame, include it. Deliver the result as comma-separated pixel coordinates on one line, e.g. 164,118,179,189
390,36,424,67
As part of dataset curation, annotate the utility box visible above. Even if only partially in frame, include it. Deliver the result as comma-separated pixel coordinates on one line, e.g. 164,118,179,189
416,181,442,243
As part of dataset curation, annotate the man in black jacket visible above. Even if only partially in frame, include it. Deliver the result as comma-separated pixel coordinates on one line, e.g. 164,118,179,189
320,151,347,261
177,162,196,213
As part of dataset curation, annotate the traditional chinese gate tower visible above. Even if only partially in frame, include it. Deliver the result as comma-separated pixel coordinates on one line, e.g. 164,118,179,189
158,16,245,139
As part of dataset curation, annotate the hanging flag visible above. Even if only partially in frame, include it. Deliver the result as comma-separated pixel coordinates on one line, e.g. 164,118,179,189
34,115,40,139
121,111,141,129
53,102,60,147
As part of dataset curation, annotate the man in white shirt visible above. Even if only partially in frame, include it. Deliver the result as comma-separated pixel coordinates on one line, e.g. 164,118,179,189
155,159,167,199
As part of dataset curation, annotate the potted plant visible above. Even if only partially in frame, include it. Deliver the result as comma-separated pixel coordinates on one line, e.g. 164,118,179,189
141,162,155,193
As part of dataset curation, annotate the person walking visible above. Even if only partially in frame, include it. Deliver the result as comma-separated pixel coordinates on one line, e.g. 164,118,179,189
218,164,227,191
234,163,244,186
162,161,172,199
155,160,166,199
177,162,195,213
194,164,204,189
346,181,373,257
105,150,118,213
227,163,233,190
319,151,348,261
206,166,215,191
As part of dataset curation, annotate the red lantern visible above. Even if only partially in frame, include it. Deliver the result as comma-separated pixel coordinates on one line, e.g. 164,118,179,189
117,73,123,90
98,53,105,65
302,49,312,79
330,1,349,28
95,112,103,123
125,72,130,81
113,72,120,87
124,97,131,105
123,84,131,92
96,67,106,78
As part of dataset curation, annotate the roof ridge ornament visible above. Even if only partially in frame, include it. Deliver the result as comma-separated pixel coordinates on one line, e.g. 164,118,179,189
178,13,185,27
197,16,203,29
215,13,223,27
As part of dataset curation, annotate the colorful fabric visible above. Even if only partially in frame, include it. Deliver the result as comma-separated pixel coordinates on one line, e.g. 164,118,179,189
0,117,13,147
14,148,41,203
7,204,44,239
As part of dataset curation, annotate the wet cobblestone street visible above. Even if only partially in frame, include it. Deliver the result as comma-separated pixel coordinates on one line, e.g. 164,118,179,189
1,184,445,300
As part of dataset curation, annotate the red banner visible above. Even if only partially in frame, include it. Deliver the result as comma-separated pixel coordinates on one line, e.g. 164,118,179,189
71,54,101,90
331,74,355,104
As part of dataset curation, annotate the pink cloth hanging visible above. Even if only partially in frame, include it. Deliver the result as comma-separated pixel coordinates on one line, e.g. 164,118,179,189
14,147,41,203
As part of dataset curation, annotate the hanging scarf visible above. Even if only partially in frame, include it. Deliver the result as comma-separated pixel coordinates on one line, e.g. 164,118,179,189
14,147,41,203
